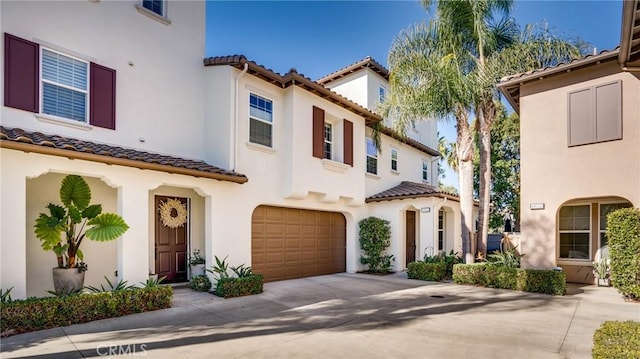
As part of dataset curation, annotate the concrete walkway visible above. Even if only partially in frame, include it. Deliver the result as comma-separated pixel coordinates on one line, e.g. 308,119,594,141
1,273,638,358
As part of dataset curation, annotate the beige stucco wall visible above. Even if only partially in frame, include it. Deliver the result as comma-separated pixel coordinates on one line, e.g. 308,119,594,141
1,1,206,159
519,61,640,277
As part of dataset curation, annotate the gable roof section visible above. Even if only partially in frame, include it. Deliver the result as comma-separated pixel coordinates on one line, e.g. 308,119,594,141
316,56,390,85
0,126,248,184
205,55,439,158
205,55,381,125
498,49,619,112
366,181,462,203
620,0,640,69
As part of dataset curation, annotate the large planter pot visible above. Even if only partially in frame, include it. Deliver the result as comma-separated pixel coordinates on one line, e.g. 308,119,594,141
52,267,85,294
191,264,205,277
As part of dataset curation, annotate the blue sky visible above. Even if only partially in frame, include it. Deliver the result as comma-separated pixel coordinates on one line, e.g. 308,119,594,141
206,0,623,188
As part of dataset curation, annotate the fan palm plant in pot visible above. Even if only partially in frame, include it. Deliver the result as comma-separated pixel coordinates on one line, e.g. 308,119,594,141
34,175,129,294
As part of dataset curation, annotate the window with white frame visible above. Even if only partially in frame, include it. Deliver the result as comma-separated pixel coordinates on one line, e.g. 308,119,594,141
422,160,429,182
558,205,591,259
41,48,89,122
438,209,445,252
379,86,386,103
249,93,273,147
599,202,632,247
391,148,398,171
142,0,165,16
366,137,377,174
324,122,333,159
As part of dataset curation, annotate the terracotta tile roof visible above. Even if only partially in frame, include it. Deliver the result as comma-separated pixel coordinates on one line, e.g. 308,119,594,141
498,48,619,112
0,126,248,183
205,55,381,123
377,126,440,157
205,55,440,158
366,181,461,203
316,56,389,85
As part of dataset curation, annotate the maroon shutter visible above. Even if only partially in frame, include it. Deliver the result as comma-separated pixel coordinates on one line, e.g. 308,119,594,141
312,106,324,158
4,33,39,112
343,119,353,166
90,62,116,129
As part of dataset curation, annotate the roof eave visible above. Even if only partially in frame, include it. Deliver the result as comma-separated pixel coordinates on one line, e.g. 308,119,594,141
498,50,620,113
0,141,249,184
619,0,640,68
365,192,462,203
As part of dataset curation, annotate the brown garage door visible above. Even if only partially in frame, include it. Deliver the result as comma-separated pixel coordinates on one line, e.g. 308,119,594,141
251,205,346,282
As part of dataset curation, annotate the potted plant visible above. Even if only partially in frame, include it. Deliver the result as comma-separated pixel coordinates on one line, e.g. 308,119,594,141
34,175,129,294
592,258,611,287
189,249,206,276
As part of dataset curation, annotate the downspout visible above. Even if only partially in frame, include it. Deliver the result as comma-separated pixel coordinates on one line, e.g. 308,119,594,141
233,63,249,172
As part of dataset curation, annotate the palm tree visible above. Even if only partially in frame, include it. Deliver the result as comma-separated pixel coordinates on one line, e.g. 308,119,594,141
389,0,581,259
382,19,477,263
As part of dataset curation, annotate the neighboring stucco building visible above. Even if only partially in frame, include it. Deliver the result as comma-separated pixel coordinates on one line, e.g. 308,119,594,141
498,0,640,283
1,1,466,299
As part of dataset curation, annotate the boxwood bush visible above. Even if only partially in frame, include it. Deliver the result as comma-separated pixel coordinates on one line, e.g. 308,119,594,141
214,274,263,298
606,208,640,300
407,261,447,281
1,286,172,335
453,264,566,295
593,321,640,359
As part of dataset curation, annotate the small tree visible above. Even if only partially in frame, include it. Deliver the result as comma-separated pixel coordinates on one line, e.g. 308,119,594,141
358,217,394,273
607,208,640,300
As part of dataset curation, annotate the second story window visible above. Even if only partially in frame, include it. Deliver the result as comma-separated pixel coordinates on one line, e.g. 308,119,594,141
391,148,398,171
379,86,386,103
366,137,377,175
568,81,621,146
324,122,333,159
41,48,88,122
249,93,273,147
422,160,429,182
142,0,165,17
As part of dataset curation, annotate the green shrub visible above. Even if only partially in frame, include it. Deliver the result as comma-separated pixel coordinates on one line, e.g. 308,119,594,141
452,263,490,285
423,250,462,277
358,217,394,273
487,246,524,268
452,264,566,295
593,321,640,359
407,262,447,281
188,275,212,292
0,286,172,335
214,274,263,298
516,269,566,295
606,208,640,300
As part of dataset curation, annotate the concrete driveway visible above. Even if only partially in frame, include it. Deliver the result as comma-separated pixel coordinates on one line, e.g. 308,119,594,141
1,273,638,358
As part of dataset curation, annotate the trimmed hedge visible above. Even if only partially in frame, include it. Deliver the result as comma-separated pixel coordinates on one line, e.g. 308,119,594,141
407,261,447,281
453,264,566,295
593,321,640,359
214,274,263,298
1,286,172,335
607,208,640,300
188,275,212,292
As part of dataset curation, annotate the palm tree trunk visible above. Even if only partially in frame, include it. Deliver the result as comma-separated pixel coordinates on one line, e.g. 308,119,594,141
456,107,475,264
477,102,496,259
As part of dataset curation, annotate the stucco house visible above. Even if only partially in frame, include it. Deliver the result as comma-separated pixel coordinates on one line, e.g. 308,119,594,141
1,0,467,299
498,0,640,283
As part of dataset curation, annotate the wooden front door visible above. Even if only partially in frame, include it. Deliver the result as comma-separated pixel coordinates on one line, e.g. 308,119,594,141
406,211,416,266
155,196,188,283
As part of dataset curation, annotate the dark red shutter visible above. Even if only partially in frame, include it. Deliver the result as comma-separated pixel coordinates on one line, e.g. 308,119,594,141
4,33,39,112
90,62,116,130
343,119,353,166
312,106,324,158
